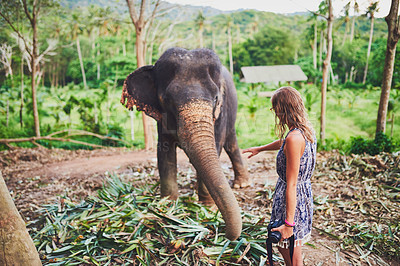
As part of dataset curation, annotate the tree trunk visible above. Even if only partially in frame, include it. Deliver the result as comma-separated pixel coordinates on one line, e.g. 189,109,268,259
390,113,395,137
199,24,204,48
20,59,24,127
313,20,317,69
126,0,159,150
130,111,135,141
376,0,400,135
350,15,356,42
55,61,59,88
0,172,42,265
148,39,154,65
97,43,100,80
319,30,324,72
212,31,216,51
363,16,375,84
320,0,333,145
228,25,233,75
137,29,155,150
76,38,87,89
91,35,95,61
329,64,335,84
236,24,241,43
6,99,9,127
349,65,355,81
94,101,98,124
32,14,40,137
50,63,55,88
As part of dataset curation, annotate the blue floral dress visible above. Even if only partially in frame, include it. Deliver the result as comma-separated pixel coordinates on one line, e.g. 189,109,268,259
270,128,317,248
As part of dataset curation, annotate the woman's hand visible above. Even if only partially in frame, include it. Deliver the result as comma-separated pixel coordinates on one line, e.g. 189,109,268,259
271,225,294,241
242,147,260,158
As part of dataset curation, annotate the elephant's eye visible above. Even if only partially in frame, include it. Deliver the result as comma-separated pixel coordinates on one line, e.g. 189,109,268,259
214,96,218,105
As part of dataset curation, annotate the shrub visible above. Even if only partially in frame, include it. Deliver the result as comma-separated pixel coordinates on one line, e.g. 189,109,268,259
349,132,397,155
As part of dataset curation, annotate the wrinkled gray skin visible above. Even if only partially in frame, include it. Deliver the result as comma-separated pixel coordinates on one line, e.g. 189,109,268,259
121,47,250,240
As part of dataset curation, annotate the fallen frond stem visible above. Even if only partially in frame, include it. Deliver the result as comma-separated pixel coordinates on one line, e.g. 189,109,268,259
0,136,105,148
0,130,129,149
313,226,341,240
48,129,131,146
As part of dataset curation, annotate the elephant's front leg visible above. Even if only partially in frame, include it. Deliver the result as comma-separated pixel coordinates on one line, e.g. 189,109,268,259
224,131,250,189
157,130,178,200
197,175,214,205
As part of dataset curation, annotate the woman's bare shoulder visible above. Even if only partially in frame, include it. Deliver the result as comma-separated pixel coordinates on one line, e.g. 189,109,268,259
285,130,305,149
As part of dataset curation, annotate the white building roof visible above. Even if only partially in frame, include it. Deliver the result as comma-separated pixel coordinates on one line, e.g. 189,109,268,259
241,65,308,83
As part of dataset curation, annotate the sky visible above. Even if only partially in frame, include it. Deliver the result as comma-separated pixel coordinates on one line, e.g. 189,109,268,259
166,0,392,18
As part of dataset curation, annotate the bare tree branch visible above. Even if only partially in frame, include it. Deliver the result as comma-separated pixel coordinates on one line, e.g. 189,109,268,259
0,11,33,58
12,33,32,71
138,0,147,24
309,9,328,20
126,0,138,25
154,6,177,19
36,39,58,67
144,0,161,42
21,0,33,24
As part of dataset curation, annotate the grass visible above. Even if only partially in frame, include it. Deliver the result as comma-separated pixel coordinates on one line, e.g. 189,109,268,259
235,83,400,150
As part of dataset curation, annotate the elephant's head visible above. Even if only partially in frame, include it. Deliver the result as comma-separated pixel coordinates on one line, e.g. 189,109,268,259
121,48,242,240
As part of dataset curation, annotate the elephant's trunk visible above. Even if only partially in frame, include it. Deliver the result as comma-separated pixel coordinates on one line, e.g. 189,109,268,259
177,100,242,241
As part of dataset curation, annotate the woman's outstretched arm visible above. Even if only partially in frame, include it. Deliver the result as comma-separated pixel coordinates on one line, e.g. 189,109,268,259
242,139,283,159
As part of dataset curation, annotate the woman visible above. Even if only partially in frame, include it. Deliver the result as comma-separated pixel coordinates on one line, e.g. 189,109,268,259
242,86,316,266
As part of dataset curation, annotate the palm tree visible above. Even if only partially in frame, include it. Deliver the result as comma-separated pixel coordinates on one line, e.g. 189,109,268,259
362,1,379,84
314,0,333,145
313,18,318,69
195,11,205,48
318,20,327,72
71,12,87,89
306,14,319,70
342,2,351,46
350,0,359,42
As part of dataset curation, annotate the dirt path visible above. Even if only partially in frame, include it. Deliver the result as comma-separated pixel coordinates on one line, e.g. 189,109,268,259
0,147,386,265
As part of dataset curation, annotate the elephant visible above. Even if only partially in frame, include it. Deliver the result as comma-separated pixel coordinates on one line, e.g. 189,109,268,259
120,47,250,241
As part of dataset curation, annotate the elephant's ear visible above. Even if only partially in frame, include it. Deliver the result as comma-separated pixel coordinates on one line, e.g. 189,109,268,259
214,67,229,120
121,65,162,121
214,77,225,120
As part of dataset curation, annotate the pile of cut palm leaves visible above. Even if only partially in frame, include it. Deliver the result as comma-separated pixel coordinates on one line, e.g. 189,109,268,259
313,151,400,263
30,176,277,265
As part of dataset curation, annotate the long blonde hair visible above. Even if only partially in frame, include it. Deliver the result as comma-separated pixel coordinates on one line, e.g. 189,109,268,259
271,86,315,143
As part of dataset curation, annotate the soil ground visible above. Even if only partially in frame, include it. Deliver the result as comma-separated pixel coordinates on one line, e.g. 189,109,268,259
0,147,396,265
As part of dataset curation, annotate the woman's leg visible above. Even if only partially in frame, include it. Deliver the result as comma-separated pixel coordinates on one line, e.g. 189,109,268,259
277,245,303,266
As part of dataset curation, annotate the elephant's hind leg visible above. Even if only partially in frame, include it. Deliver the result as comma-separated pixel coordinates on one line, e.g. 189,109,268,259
224,132,250,189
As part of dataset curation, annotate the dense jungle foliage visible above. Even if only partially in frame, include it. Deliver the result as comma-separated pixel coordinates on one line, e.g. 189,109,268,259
0,0,399,153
